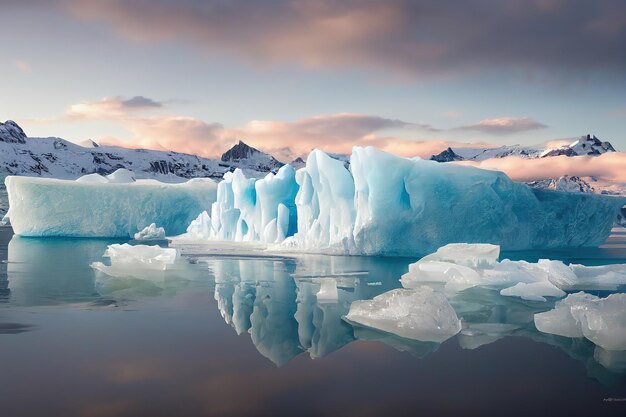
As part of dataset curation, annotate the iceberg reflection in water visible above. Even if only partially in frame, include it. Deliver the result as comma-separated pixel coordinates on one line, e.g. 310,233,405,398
2,232,626,386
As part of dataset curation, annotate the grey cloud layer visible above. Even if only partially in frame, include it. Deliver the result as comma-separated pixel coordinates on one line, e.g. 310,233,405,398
19,0,617,77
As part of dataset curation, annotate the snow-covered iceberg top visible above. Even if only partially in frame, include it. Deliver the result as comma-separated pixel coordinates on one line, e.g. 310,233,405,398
5,169,217,238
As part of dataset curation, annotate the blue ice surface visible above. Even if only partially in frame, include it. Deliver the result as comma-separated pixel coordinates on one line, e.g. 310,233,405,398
5,176,217,238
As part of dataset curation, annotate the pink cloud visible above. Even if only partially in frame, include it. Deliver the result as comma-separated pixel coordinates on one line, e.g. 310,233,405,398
456,153,626,183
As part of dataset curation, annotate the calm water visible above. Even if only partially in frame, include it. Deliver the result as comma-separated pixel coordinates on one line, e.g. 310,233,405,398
1,226,626,417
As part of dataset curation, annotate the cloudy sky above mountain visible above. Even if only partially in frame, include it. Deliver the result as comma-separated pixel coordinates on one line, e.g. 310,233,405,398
1,0,625,159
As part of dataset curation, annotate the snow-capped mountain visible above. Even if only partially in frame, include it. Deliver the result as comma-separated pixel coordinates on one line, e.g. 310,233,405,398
0,121,284,181
526,176,595,194
220,140,284,173
430,134,616,162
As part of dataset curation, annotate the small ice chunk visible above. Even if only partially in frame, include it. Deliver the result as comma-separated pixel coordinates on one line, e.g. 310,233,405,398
106,168,136,183
535,292,626,350
76,173,109,183
568,263,626,290
401,260,481,292
430,243,500,268
500,281,566,302
91,243,178,276
133,223,166,241
534,292,598,337
578,293,626,351
316,278,338,303
344,287,461,343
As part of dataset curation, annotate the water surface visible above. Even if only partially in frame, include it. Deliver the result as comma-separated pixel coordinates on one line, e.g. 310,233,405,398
1,226,625,416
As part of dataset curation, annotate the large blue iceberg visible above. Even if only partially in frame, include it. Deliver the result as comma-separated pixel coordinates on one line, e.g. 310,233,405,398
194,147,624,256
5,171,217,238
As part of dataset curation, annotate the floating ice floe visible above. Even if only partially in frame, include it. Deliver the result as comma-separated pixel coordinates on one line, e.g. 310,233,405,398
534,292,626,351
499,281,566,302
5,170,217,238
91,243,178,277
401,243,626,297
344,287,462,343
133,223,166,241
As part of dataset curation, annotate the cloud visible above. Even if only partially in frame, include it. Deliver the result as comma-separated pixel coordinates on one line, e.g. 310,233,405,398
49,97,484,159
121,96,162,109
456,152,626,183
66,96,163,119
14,59,31,74
104,116,226,157
457,117,547,134
36,0,625,78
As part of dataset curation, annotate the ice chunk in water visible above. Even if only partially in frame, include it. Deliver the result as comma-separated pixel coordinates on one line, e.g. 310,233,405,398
402,243,626,294
567,263,626,290
91,243,178,277
133,223,166,241
344,287,462,343
535,292,626,350
500,281,566,302
426,243,500,268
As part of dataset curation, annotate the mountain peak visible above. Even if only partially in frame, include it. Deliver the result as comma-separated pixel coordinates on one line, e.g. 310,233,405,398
221,140,261,162
541,134,616,157
430,147,464,162
220,140,284,172
0,120,27,144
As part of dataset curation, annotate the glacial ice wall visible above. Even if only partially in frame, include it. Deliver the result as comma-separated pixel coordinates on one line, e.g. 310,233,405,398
5,173,217,238
208,165,298,242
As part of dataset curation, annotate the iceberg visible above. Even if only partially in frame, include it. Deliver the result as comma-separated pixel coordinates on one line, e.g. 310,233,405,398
5,172,217,238
349,147,624,255
534,292,626,350
344,287,462,343
193,147,623,256
133,223,166,241
401,243,626,296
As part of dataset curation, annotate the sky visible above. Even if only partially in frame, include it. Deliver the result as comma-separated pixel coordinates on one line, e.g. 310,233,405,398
1,0,625,162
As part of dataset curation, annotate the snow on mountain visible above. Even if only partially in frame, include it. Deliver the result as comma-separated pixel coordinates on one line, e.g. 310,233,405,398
430,134,616,162
289,157,306,170
541,134,616,157
220,140,284,173
0,120,27,144
0,121,287,182
78,138,99,148
526,176,595,194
